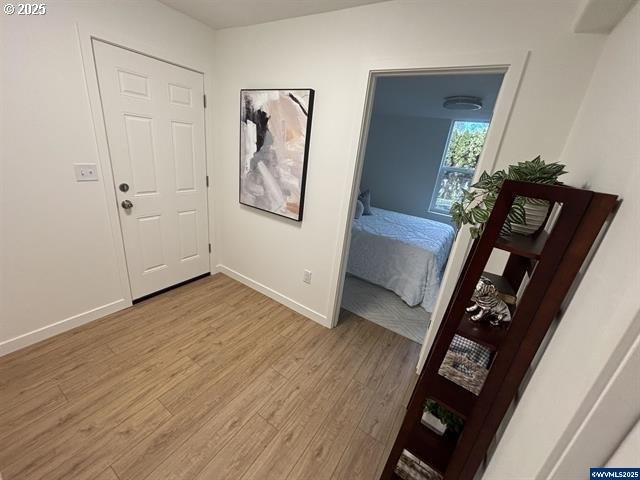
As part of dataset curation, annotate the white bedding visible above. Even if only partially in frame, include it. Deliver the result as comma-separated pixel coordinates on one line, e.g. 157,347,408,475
347,207,455,313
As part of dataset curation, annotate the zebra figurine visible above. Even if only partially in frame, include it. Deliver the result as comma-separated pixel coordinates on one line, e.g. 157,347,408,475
466,276,512,326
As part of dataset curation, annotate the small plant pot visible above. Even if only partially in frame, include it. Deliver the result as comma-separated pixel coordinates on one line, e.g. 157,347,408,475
510,201,550,236
422,411,447,435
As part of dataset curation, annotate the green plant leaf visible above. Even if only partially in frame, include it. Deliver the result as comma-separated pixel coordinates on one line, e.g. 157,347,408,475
473,208,490,223
425,400,465,434
509,203,526,224
449,157,565,235
501,220,512,236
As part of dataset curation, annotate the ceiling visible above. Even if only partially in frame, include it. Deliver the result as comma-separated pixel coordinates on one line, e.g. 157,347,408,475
157,0,389,29
372,73,506,121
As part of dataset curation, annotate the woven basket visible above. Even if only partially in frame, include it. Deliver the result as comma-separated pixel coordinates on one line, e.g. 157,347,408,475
438,350,489,396
395,450,443,480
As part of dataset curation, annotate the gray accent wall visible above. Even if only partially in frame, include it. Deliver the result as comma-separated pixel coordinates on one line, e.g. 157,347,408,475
360,112,453,223
359,72,504,225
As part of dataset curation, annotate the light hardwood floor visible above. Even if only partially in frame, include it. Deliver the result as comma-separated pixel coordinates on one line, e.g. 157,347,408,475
0,274,419,480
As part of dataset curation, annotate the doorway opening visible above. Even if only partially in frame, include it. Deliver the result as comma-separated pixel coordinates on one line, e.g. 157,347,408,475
338,71,505,343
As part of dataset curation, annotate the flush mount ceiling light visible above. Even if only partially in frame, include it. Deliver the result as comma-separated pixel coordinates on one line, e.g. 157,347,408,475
443,95,483,111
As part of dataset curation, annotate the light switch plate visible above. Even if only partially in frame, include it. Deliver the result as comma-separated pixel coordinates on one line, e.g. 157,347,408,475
74,163,99,182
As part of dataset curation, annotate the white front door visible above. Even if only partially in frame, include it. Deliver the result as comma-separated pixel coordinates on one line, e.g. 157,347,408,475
94,40,209,300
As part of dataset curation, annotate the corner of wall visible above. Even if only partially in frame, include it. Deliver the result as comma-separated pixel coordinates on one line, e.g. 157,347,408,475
215,264,330,328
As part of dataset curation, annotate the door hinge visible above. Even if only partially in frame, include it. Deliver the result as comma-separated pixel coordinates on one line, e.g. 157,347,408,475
208,243,212,253
206,175,210,187
203,94,207,108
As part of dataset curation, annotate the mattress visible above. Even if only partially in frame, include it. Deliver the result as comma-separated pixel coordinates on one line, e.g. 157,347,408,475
347,207,456,313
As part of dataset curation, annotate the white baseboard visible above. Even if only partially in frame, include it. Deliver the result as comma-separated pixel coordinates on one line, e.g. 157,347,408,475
0,298,129,357
1,267,330,357
215,264,330,328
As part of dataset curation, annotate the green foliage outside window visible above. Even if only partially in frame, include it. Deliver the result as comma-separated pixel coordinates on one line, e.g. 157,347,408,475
444,122,489,169
430,121,489,214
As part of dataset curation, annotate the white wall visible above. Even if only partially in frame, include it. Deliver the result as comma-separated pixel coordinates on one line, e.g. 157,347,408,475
360,113,452,222
484,3,640,478
0,0,216,353
211,0,604,326
607,417,640,468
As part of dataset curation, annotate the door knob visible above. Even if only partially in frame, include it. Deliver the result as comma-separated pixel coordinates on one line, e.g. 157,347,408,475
121,200,133,210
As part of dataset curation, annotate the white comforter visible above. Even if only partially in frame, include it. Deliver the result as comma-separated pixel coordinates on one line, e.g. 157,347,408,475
347,207,455,313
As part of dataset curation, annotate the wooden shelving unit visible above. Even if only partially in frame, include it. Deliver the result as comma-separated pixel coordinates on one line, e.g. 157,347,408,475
381,180,618,480
455,313,507,350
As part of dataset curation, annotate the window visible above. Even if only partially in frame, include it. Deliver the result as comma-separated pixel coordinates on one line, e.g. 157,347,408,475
429,120,489,216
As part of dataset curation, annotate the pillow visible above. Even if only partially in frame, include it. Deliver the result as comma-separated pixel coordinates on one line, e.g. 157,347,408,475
358,189,373,215
354,200,364,219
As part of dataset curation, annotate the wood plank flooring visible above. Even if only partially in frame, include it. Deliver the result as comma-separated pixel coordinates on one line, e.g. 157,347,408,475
0,274,419,480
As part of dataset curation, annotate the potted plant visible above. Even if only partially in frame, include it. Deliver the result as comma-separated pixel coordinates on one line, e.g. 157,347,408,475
423,399,464,436
450,156,567,238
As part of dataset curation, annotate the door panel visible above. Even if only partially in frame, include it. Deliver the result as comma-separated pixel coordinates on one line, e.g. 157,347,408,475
94,40,209,299
124,115,159,195
169,84,192,106
118,70,150,98
178,210,199,261
138,215,166,273
171,121,196,192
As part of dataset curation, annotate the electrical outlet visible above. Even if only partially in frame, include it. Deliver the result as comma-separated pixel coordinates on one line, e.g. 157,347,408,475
303,269,312,284
74,163,99,182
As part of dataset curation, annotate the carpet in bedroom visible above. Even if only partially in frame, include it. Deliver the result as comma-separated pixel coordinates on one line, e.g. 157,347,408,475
341,275,430,343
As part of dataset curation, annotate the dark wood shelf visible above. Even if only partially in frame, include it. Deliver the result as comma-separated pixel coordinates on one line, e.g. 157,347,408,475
381,181,618,480
428,374,476,419
406,424,457,475
456,313,509,351
494,231,548,259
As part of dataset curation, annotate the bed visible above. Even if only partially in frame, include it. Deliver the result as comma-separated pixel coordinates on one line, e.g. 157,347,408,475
347,207,456,313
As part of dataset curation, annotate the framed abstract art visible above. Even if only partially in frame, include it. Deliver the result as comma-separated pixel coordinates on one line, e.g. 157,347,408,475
239,89,315,221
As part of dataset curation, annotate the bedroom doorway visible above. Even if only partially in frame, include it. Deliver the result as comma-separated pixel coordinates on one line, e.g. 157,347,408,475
338,71,505,343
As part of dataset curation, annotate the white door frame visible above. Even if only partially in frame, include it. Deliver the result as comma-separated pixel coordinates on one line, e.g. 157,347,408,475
76,22,214,306
326,50,529,371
